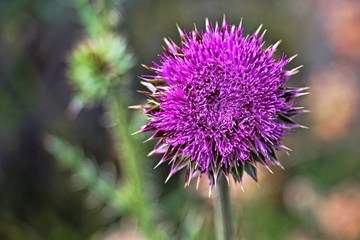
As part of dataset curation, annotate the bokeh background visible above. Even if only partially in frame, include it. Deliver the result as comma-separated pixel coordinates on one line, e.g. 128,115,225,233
1,0,360,239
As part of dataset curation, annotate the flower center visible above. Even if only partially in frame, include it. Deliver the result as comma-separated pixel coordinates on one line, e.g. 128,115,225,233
187,79,239,134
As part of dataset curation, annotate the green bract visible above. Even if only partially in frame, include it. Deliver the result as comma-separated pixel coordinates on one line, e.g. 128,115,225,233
68,33,133,107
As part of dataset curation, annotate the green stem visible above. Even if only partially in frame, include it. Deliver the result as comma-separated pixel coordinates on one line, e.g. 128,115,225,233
215,176,234,240
107,96,166,240
73,0,105,36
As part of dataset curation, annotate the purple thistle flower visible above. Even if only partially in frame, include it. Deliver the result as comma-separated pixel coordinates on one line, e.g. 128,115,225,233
138,17,307,188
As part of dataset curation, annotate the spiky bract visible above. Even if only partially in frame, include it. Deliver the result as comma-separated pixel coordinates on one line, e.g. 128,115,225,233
69,33,133,107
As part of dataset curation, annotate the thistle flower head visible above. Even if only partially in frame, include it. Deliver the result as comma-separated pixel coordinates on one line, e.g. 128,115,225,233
68,33,133,109
139,17,307,188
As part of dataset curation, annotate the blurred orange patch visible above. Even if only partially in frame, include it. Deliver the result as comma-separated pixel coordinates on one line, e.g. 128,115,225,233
317,184,360,240
320,0,360,60
307,64,358,141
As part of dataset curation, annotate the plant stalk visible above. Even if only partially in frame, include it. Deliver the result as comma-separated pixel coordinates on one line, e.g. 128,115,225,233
215,175,234,240
107,96,166,240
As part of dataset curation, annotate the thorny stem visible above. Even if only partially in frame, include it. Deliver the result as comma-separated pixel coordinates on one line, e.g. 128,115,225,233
215,175,234,240
107,96,167,240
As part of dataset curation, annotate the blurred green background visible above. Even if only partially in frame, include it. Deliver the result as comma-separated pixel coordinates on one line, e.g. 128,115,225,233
1,0,360,239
